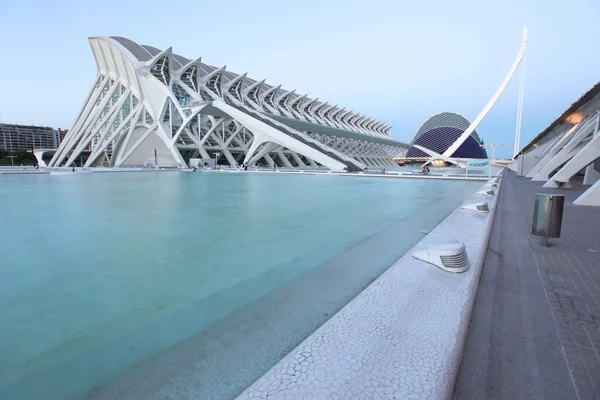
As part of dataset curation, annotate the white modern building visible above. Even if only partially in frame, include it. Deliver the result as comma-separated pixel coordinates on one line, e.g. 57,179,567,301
405,112,488,159
50,37,409,171
512,82,600,206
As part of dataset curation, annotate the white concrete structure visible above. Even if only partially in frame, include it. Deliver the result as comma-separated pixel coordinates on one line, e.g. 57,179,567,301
412,27,527,169
443,27,528,159
50,37,409,171
32,149,56,167
540,113,599,185
514,84,600,206
236,180,501,399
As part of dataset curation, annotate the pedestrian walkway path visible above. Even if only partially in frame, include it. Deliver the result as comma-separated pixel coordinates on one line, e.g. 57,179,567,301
454,170,600,400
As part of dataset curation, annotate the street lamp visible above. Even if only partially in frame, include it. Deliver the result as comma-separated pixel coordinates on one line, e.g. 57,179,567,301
480,143,507,178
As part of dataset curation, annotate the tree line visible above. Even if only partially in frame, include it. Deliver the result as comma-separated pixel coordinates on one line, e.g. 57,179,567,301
0,149,37,166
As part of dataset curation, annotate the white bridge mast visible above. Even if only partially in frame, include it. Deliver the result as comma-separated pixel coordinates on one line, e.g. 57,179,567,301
442,26,529,159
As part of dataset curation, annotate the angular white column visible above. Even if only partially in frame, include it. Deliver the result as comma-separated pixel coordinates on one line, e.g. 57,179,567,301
544,131,600,188
276,151,294,168
213,101,347,171
525,124,581,178
574,178,600,206
583,164,600,185
532,114,598,181
290,152,306,167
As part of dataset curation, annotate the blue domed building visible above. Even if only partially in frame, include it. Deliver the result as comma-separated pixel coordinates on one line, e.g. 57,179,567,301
406,112,487,158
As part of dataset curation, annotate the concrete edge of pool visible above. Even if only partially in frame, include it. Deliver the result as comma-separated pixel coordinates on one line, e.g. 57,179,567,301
204,167,495,182
1,166,495,182
235,175,503,400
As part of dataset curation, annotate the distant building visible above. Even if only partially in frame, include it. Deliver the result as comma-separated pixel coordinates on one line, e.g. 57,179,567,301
0,123,60,151
406,112,488,159
58,128,68,145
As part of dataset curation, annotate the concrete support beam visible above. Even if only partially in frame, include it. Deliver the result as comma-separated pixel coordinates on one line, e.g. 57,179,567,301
574,178,600,206
532,114,598,182
583,164,600,186
544,130,600,188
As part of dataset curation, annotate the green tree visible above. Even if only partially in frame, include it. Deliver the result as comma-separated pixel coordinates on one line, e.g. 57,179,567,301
14,149,36,165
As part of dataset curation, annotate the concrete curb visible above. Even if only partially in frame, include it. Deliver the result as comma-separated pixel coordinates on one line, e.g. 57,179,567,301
204,168,493,182
236,176,503,400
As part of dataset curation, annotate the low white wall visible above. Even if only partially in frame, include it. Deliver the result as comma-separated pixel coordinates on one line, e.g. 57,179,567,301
236,178,502,400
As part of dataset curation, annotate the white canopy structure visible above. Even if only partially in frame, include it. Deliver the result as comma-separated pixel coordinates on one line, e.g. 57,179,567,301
513,83,600,206
50,37,409,171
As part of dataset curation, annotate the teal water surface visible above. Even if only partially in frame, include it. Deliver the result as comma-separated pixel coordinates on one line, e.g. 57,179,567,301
0,171,480,399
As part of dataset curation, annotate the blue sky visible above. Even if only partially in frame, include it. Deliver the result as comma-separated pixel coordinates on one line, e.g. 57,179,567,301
1,0,598,158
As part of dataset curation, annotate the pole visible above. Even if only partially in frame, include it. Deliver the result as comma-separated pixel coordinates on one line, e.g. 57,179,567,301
487,147,492,178
154,149,158,170
514,46,527,157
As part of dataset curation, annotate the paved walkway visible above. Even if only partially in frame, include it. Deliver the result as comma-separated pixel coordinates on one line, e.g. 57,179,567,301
454,170,600,400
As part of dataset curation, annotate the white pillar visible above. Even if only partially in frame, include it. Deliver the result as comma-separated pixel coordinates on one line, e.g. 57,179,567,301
583,164,600,185
513,46,527,157
574,178,600,206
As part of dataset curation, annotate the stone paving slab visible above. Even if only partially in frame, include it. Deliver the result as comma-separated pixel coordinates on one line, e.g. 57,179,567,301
454,170,600,400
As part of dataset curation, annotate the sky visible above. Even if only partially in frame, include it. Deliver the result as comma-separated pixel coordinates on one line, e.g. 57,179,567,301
0,0,599,158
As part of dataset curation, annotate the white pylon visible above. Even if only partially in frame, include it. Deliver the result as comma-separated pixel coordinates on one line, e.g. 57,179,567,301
514,35,527,158
442,26,529,159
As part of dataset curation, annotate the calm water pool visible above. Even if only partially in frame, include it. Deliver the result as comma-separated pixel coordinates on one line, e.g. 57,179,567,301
0,172,480,399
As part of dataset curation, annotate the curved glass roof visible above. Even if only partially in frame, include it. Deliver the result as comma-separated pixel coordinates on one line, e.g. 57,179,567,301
110,37,190,70
413,112,482,144
172,54,191,69
110,36,154,61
